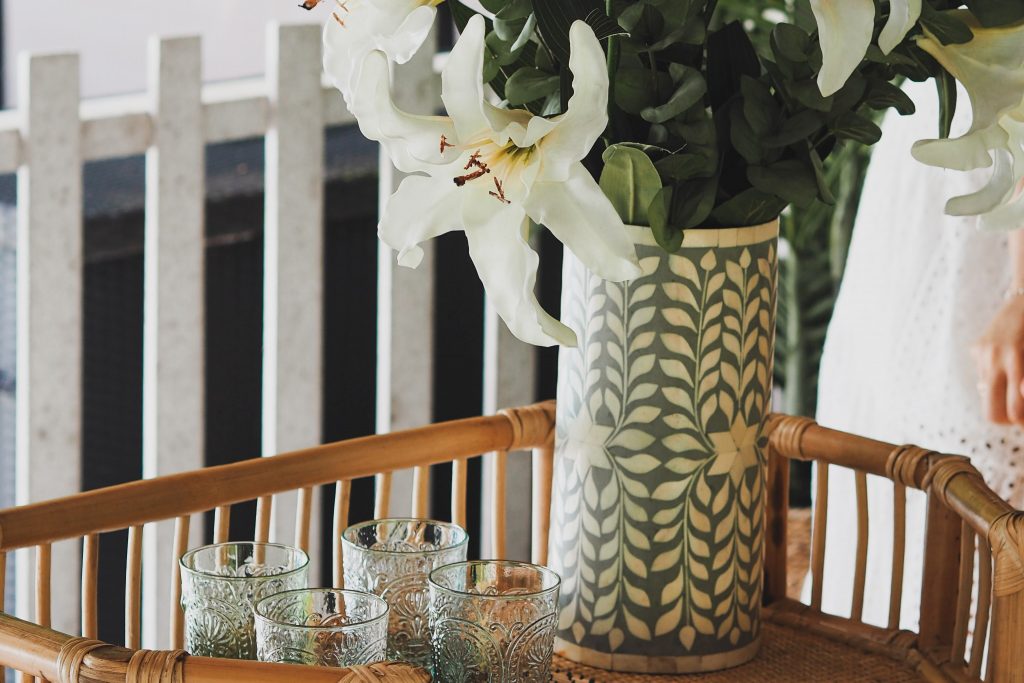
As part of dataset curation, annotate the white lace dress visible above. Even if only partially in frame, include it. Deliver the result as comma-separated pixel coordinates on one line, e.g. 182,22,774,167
811,79,1024,628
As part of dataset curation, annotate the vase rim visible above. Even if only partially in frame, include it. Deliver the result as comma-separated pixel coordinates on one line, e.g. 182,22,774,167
623,219,779,250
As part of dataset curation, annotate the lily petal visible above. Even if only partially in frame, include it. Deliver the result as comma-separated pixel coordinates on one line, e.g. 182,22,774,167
945,151,1014,216
462,192,577,347
379,174,464,268
524,163,641,282
810,0,875,97
378,5,437,64
351,50,459,173
538,20,610,183
911,127,1003,171
441,15,491,142
879,0,922,54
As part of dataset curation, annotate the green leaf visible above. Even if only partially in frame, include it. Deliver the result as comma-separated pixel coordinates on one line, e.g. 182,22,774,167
863,80,915,116
830,112,882,145
919,5,974,45
807,146,835,205
966,0,1024,27
740,75,778,135
935,67,957,139
504,67,560,105
710,188,787,227
655,154,715,181
729,104,762,164
648,187,684,251
640,67,706,123
618,3,664,43
584,8,629,40
599,145,664,225
747,160,819,208
789,80,833,112
763,110,824,148
614,67,672,115
771,23,810,63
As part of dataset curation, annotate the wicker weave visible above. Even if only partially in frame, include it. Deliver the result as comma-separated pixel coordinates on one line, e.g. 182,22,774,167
551,620,922,683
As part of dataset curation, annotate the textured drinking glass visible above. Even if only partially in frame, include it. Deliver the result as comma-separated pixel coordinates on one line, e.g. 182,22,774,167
255,589,389,667
342,519,468,668
180,542,309,659
429,561,560,683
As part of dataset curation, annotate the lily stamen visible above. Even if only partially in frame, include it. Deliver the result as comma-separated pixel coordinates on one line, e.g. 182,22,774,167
465,150,483,170
332,12,346,28
439,135,455,155
298,0,321,9
489,177,510,204
454,166,490,186
334,0,350,11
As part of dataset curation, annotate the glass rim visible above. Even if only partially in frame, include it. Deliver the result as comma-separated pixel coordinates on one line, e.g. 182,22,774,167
341,518,469,556
253,588,389,632
179,541,310,581
428,560,561,601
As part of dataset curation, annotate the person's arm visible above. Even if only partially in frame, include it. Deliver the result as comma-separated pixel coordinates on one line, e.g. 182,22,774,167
974,229,1024,424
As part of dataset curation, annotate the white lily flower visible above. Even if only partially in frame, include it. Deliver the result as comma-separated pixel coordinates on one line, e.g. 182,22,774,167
912,15,1024,230
322,0,442,103
351,15,641,347
810,0,922,96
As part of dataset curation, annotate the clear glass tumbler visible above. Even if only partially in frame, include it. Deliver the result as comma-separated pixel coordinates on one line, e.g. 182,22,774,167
180,542,309,659
342,518,468,668
255,588,389,667
429,560,560,683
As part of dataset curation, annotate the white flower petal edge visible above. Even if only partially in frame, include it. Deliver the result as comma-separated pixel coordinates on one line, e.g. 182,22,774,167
810,0,875,97
368,14,640,347
322,0,438,103
879,0,922,54
911,16,1024,230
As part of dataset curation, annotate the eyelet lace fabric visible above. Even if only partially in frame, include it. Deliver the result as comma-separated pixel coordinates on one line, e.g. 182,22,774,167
812,79,1024,628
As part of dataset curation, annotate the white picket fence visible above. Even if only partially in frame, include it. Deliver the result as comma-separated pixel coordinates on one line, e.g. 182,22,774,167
2,22,537,649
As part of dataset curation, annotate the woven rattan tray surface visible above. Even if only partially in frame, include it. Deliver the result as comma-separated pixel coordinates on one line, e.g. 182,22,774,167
551,620,922,682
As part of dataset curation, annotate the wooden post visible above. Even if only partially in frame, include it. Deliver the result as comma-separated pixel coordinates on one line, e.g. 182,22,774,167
262,22,324,581
375,27,440,514
917,490,962,660
141,35,205,650
482,301,537,560
763,443,789,604
15,52,83,637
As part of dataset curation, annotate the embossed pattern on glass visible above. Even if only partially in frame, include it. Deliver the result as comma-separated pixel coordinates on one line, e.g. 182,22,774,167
342,519,468,669
255,589,389,667
429,561,560,683
180,542,309,660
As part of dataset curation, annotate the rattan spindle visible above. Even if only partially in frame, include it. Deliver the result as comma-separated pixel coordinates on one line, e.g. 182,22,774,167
412,466,430,518
374,473,392,519
125,525,143,649
852,471,870,622
970,540,993,678
451,458,468,529
491,450,507,558
918,490,963,655
36,544,52,628
254,497,272,544
213,506,230,544
810,464,829,611
0,551,6,612
295,487,313,552
889,483,907,630
531,445,554,566
951,523,976,663
332,480,351,588
170,516,190,650
81,534,99,639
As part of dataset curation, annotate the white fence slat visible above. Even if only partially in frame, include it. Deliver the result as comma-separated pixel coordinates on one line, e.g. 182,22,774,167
262,23,324,576
0,112,21,173
482,305,536,560
376,32,441,514
14,52,83,636
141,35,205,650
203,79,269,144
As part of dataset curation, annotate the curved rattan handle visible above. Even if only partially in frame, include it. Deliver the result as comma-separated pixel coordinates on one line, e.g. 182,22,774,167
335,662,431,682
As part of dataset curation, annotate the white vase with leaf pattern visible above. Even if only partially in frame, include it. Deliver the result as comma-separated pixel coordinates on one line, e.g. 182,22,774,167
549,220,779,673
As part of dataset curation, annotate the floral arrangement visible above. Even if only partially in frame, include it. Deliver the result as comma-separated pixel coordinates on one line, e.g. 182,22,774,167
317,0,1024,347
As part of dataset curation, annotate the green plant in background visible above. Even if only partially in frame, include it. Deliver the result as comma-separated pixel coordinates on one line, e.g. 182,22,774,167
713,0,872,420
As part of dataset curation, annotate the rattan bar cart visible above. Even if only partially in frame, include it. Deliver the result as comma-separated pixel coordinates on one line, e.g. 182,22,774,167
0,402,1022,682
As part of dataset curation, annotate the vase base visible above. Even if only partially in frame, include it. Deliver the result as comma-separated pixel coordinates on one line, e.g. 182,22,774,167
554,635,761,674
